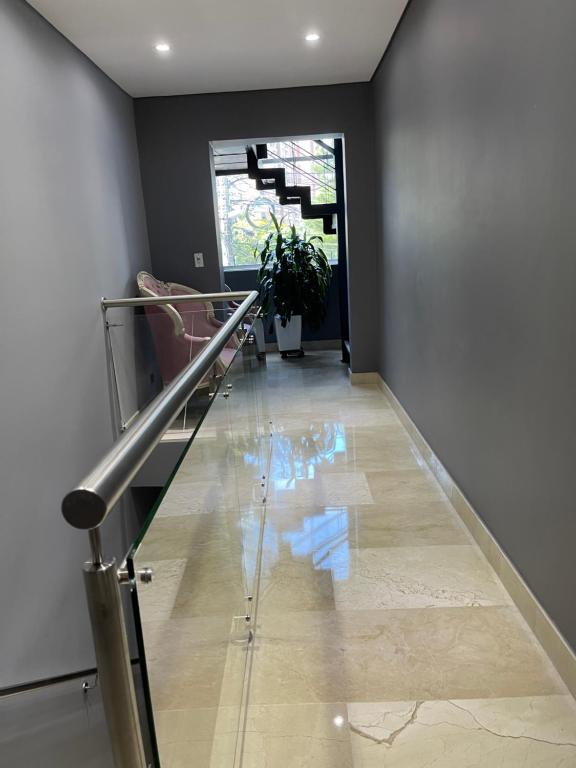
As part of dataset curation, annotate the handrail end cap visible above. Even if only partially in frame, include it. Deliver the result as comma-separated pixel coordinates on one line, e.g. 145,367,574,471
62,489,107,530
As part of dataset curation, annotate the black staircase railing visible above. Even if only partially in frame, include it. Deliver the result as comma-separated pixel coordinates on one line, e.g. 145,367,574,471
246,142,338,235
264,147,335,194
244,137,350,365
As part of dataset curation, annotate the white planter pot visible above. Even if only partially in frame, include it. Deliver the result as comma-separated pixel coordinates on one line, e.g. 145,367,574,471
274,314,302,352
252,317,266,355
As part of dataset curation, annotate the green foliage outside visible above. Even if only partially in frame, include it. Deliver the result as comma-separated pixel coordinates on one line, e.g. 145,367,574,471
216,172,338,268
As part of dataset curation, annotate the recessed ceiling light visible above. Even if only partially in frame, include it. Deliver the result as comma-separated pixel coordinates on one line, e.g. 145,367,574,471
154,42,171,53
305,32,320,42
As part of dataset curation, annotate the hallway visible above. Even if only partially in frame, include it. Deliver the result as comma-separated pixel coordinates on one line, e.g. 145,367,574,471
6,1,576,764
138,352,576,767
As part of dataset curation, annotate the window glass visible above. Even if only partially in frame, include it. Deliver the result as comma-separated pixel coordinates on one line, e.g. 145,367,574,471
215,139,338,268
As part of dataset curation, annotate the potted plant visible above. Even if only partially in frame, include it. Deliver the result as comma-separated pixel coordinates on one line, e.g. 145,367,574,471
255,213,332,358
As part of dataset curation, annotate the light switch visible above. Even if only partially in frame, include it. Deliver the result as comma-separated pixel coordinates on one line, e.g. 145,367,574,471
194,252,204,268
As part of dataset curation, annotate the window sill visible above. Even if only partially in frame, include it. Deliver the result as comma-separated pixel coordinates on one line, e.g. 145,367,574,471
224,261,338,271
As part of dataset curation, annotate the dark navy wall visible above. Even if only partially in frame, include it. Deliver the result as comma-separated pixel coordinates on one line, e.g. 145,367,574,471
224,266,341,343
134,83,377,372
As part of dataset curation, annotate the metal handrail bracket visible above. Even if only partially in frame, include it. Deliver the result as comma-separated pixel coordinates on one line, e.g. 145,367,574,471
61,290,259,768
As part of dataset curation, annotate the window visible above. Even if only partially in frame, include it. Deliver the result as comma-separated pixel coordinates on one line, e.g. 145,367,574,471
214,139,338,269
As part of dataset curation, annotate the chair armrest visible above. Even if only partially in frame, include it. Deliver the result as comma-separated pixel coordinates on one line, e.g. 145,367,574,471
183,333,211,344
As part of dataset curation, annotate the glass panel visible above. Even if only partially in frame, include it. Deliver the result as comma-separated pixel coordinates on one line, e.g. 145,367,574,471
127,329,270,767
105,302,241,437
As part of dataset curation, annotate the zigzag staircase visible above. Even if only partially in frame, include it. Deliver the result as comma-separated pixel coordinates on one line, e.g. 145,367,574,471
246,143,338,235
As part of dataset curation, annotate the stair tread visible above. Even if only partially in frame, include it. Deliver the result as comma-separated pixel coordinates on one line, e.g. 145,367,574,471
246,144,337,234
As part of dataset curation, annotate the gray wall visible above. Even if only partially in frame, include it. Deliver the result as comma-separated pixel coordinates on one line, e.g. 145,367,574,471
373,0,576,648
0,660,154,768
0,677,113,768
0,0,150,687
134,84,378,372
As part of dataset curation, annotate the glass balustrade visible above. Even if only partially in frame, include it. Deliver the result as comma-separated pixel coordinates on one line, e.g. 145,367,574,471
125,321,270,767
104,304,257,438
60,334,576,768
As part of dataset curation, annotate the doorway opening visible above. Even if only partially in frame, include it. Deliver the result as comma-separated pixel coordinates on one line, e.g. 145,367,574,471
210,136,350,363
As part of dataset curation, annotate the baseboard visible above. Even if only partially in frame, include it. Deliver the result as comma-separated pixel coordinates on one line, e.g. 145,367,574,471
355,372,576,698
348,371,381,385
265,339,341,352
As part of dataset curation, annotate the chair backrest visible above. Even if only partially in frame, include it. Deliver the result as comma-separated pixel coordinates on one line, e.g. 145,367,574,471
137,271,222,333
166,281,217,338
136,271,184,337
136,271,232,385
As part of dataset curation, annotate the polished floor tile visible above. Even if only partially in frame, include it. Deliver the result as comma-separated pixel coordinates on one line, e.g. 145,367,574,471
249,608,561,705
175,437,271,483
155,706,218,745
259,540,336,613
161,740,214,768
138,506,261,561
270,408,400,430
154,708,217,768
268,424,421,476
316,442,422,473
262,501,469,550
348,695,576,767
158,475,266,516
366,469,447,504
211,702,354,768
268,472,374,506
138,554,253,619
143,616,234,709
138,351,575,767
334,545,512,610
136,558,188,621
348,501,470,548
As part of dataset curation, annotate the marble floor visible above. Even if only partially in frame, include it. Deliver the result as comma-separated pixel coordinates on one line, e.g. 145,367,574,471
135,350,576,767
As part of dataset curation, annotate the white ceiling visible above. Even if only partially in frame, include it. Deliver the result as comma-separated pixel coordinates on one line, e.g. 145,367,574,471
27,0,408,97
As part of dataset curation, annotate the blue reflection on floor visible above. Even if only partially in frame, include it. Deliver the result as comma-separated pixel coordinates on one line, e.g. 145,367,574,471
263,422,350,580
240,511,262,587
282,508,350,581
269,422,347,481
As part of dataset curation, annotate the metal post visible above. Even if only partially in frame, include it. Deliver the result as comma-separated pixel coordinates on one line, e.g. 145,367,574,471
83,553,146,768
101,302,125,440
89,528,104,566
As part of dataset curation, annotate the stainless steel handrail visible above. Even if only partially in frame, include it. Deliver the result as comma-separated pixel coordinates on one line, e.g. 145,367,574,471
61,289,259,768
102,290,252,309
63,290,259,530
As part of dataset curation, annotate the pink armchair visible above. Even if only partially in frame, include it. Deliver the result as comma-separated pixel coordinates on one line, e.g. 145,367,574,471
137,271,239,386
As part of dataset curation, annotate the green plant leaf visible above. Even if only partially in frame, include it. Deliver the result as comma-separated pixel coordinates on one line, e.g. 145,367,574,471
254,212,332,329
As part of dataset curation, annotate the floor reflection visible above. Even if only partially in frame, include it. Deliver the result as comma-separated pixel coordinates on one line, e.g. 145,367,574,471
270,421,347,481
263,507,350,582
282,507,350,581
